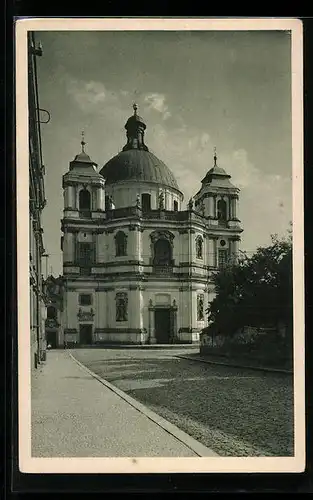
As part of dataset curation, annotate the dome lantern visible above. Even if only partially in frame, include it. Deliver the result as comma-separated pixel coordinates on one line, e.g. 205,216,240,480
123,103,149,152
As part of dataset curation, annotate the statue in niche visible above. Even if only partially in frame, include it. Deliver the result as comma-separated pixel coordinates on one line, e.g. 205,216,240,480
109,196,115,210
158,191,165,210
116,292,128,322
196,236,203,259
188,197,194,211
197,294,204,321
136,194,141,208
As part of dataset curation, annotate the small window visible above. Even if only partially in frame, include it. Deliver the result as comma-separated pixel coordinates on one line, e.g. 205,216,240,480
141,193,151,211
79,294,92,306
47,306,57,319
218,249,228,269
115,231,127,257
116,292,128,322
196,236,203,259
78,242,95,267
173,200,178,211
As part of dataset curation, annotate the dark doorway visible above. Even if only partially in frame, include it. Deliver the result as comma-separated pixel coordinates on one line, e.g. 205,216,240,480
155,309,171,344
79,324,93,345
47,330,57,348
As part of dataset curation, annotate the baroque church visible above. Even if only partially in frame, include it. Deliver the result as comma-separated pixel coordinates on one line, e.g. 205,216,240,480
58,104,243,346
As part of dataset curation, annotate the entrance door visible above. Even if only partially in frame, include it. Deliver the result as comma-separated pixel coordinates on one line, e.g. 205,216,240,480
79,324,93,345
47,330,57,348
155,309,171,344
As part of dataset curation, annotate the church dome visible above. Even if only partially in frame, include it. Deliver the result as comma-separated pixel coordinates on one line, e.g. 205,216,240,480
100,149,180,191
99,104,182,193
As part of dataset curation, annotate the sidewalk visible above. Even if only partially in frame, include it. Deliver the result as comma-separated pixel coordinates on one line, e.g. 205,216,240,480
31,351,217,457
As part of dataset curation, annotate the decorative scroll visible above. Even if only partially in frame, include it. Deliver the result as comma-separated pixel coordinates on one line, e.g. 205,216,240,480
77,307,95,321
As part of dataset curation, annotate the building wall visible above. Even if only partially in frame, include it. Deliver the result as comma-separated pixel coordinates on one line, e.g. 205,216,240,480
105,180,183,211
62,279,210,345
61,202,242,346
29,32,48,370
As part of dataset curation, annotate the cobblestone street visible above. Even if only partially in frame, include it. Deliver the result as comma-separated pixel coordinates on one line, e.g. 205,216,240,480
72,347,294,457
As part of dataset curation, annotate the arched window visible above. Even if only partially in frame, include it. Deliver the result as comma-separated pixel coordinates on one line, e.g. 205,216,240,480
217,199,227,221
196,236,203,259
153,239,172,267
47,306,57,320
79,189,91,211
116,292,128,322
173,200,178,211
141,193,151,212
115,231,127,257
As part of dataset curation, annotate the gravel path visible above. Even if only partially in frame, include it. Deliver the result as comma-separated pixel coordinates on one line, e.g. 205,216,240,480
71,348,294,457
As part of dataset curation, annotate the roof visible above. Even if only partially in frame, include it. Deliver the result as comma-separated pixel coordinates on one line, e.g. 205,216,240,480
125,114,146,128
99,149,181,192
201,165,231,183
72,151,95,164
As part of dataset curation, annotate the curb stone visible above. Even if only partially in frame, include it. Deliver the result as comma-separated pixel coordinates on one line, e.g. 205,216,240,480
176,355,293,375
69,352,219,458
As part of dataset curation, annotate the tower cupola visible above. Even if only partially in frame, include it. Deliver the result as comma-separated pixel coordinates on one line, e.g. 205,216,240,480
122,103,149,152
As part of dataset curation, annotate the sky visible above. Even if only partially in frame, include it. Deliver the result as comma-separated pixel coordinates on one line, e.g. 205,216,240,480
35,29,292,276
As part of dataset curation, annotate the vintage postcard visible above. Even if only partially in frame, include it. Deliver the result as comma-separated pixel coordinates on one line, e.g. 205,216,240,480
16,17,305,474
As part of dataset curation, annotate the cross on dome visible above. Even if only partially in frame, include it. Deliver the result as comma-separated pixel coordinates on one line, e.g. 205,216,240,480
214,146,217,166
81,130,86,152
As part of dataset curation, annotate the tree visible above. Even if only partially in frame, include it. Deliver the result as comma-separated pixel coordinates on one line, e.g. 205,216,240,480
207,230,293,338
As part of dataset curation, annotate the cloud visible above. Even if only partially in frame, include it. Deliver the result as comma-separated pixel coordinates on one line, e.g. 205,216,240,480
148,122,291,250
64,78,173,124
143,92,171,120
65,77,127,115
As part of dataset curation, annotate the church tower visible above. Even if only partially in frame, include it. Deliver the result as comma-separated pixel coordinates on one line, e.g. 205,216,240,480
60,135,105,346
61,134,105,272
193,148,242,269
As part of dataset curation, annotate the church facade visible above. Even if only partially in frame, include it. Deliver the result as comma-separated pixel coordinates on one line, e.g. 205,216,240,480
59,105,243,346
